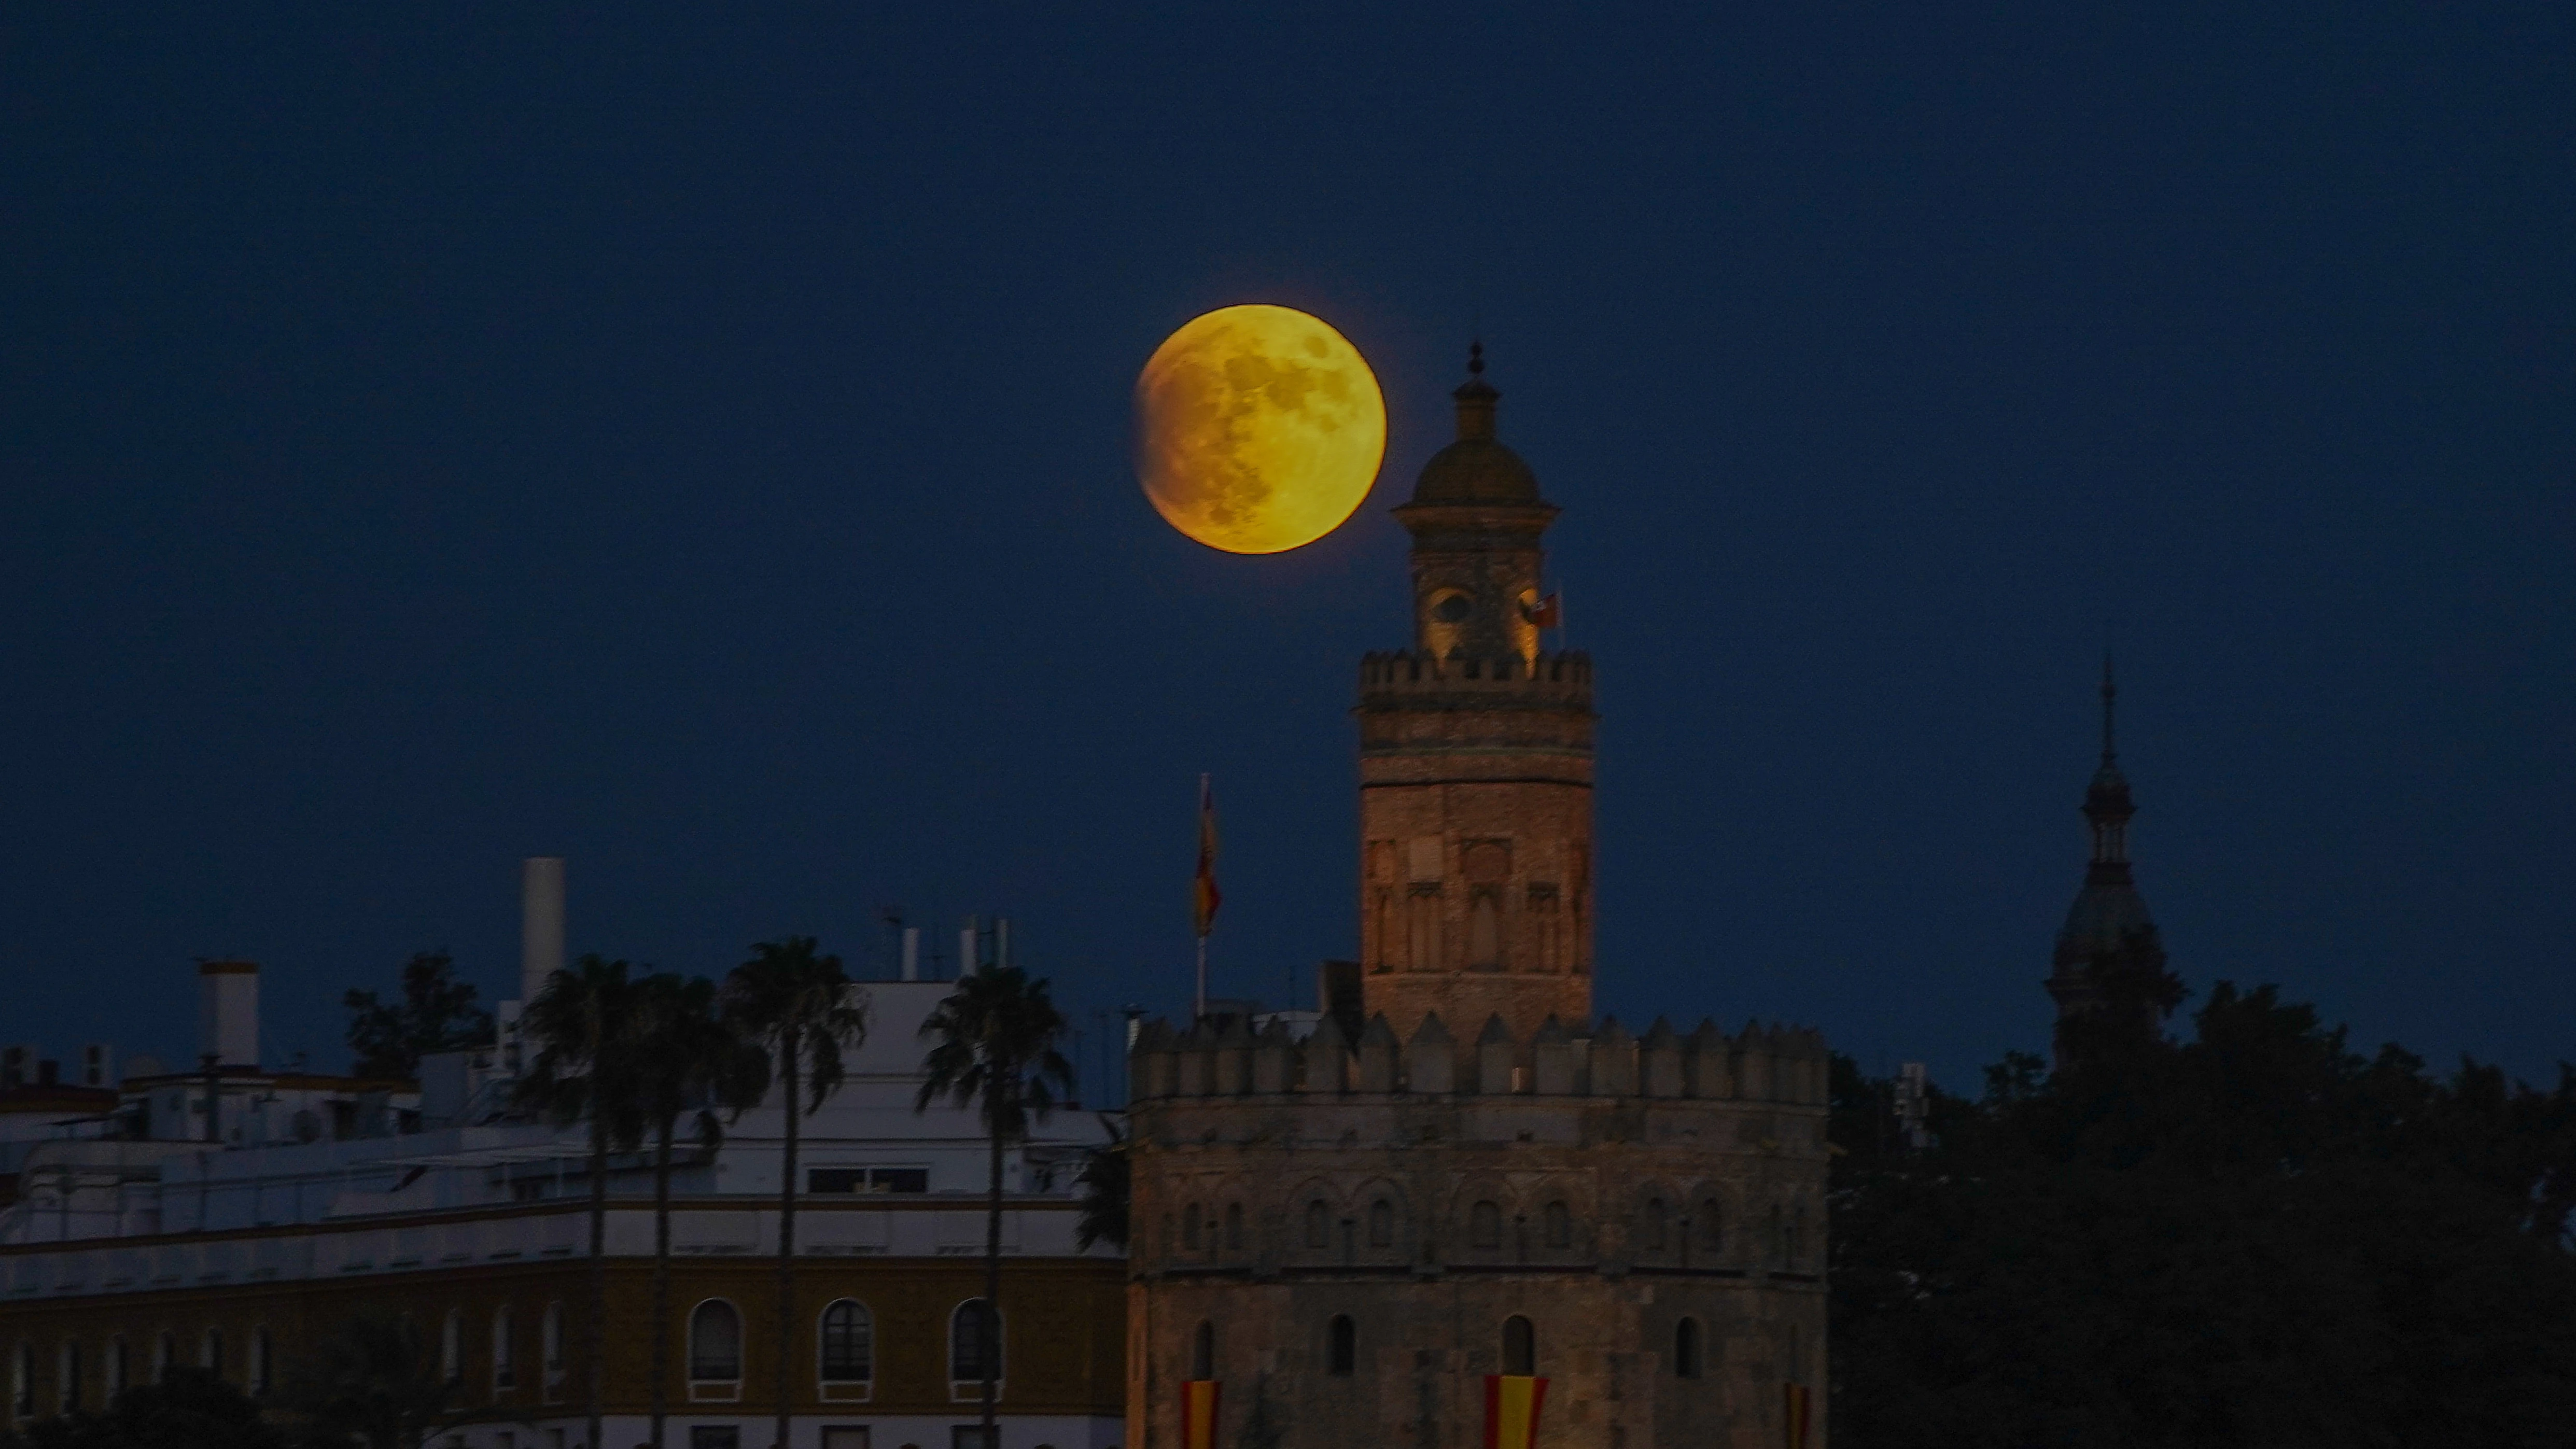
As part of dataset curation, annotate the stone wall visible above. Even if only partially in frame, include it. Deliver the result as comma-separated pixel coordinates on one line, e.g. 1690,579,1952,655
1125,1014,1830,1449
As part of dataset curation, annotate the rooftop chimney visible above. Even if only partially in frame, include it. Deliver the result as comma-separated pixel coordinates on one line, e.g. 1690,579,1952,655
198,960,260,1067
521,857,566,1004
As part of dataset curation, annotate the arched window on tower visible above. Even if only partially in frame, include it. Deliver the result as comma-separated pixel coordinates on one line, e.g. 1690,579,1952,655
1674,1318,1702,1380
1327,1316,1356,1376
1643,1198,1669,1251
1304,1200,1330,1248
1224,1202,1245,1250
1699,1198,1724,1253
1183,1203,1203,1250
1469,1200,1503,1249
1191,1320,1215,1381
1367,1199,1394,1248
1543,1200,1571,1249
1501,1316,1536,1377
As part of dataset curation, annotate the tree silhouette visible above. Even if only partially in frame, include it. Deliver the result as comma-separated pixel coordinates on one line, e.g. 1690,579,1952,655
916,963,1075,1447
633,971,769,1448
343,951,492,1080
513,954,647,1449
722,937,866,1449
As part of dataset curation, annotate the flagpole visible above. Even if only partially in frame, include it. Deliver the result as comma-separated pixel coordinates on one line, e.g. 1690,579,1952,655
1194,771,1213,1024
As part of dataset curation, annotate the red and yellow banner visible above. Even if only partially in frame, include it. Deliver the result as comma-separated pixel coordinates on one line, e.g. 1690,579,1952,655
1784,1381,1812,1448
1483,1374,1548,1449
1181,1378,1221,1449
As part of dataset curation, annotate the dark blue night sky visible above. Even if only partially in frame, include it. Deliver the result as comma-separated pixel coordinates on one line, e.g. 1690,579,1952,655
4,8,2569,1098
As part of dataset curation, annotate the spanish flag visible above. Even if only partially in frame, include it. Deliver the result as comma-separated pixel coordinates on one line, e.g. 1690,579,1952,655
1181,1378,1221,1449
1522,592,1562,630
1483,1374,1547,1449
1783,1381,1812,1448
1192,773,1221,938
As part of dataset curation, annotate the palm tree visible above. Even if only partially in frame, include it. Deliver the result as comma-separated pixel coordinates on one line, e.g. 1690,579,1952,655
279,1311,454,1449
633,972,771,1449
722,937,868,1449
916,964,1075,1449
513,954,647,1449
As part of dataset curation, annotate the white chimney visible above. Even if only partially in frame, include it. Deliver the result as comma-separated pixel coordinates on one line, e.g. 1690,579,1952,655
199,960,259,1066
901,927,920,982
521,857,566,1004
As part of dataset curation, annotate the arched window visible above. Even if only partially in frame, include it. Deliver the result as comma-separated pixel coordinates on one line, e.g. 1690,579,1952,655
249,1328,272,1396
104,1339,126,1400
1224,1202,1245,1250
820,1301,873,1383
1190,1320,1215,1380
438,1311,460,1385
689,1300,743,1382
491,1309,514,1389
57,1341,80,1414
1643,1198,1669,1250
949,1299,1001,1383
1501,1316,1535,1377
1367,1199,1394,1248
203,1328,226,1380
1767,1206,1785,1266
10,1342,30,1418
1182,1203,1203,1250
1788,1205,1807,1269
1543,1201,1571,1249
1304,1200,1330,1249
1673,1318,1702,1379
1699,1198,1723,1252
1327,1316,1356,1377
1469,1201,1503,1249
153,1332,173,1385
541,1303,564,1381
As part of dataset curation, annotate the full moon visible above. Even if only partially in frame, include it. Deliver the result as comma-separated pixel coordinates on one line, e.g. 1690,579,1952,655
1135,304,1387,554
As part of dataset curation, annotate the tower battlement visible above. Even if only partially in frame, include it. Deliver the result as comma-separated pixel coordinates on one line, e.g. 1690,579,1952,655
1357,650,1594,708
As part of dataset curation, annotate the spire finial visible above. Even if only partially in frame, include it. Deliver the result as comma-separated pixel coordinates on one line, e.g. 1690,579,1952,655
2100,650,2117,765
1451,336,1498,440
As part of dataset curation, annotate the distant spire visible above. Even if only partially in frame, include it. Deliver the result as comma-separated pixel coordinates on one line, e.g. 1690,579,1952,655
2100,650,2117,765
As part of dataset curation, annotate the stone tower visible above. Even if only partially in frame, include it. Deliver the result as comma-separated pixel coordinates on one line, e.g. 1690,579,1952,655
2045,656,2164,1063
1124,350,1831,1449
1359,345,1595,1044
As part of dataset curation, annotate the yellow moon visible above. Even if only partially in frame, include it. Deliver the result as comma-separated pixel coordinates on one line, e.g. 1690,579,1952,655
1135,304,1387,554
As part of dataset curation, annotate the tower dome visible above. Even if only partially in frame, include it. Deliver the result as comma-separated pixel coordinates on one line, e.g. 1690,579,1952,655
1405,342,1547,506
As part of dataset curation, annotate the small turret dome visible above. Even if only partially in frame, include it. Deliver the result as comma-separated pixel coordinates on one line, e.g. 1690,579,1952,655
1407,343,1547,507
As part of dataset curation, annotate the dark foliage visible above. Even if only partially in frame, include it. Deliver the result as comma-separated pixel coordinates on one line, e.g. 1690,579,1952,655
1075,1112,1130,1251
343,951,492,1080
0,1368,285,1449
1831,983,2576,1448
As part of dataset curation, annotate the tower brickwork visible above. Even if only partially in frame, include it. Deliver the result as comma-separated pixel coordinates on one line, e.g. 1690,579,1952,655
1359,348,1595,1044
